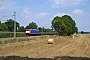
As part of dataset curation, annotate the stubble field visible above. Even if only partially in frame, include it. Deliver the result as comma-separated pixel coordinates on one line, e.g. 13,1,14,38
0,34,90,60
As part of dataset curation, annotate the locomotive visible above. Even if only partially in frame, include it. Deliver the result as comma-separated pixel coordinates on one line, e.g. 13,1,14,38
26,29,40,35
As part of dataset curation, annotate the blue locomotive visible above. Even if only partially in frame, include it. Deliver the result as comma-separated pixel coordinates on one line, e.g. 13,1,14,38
26,29,40,35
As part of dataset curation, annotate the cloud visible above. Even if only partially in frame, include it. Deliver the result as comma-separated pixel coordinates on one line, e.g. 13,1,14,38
21,7,50,19
36,13,50,18
0,0,17,11
5,1,17,11
72,9,84,16
0,0,6,11
51,5,60,8
50,12,71,21
50,0,82,8
22,7,30,14
54,13,70,17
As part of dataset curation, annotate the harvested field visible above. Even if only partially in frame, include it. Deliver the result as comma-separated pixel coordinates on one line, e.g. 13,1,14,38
0,34,90,60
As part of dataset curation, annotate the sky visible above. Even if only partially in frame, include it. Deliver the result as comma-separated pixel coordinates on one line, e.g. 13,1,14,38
0,0,90,32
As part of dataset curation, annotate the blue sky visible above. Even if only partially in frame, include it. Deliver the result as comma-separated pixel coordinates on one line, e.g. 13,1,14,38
0,0,90,32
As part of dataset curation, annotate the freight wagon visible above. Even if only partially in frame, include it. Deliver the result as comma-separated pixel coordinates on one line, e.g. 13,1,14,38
26,29,40,35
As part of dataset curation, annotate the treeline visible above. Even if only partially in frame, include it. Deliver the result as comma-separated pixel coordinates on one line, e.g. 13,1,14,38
80,31,90,34
0,19,53,32
0,15,79,36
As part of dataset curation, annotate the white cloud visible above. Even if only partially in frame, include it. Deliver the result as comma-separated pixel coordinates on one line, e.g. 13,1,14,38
50,0,82,8
72,9,84,16
21,7,50,19
50,12,71,21
22,7,30,14
36,12,50,18
51,5,59,8
0,0,17,11
54,13,69,17
0,0,6,11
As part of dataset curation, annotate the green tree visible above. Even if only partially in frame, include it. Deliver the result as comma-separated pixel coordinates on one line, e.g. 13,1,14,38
0,23,8,31
52,15,78,36
38,27,42,32
81,31,84,34
38,27,53,32
26,22,38,29
18,26,25,32
0,21,1,24
5,19,20,32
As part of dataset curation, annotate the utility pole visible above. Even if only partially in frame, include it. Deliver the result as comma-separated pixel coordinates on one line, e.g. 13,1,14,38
14,11,16,38
42,26,43,35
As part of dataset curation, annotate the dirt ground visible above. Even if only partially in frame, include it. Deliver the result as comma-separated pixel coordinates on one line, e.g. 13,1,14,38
0,34,90,60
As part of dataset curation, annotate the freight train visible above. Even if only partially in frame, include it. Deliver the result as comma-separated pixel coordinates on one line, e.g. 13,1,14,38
26,29,40,35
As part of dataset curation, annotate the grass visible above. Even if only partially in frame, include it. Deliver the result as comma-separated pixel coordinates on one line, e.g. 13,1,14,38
39,36,48,39
0,37,36,45
0,35,54,45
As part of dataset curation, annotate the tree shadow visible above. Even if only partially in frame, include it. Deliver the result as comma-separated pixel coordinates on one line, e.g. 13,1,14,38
0,56,90,60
